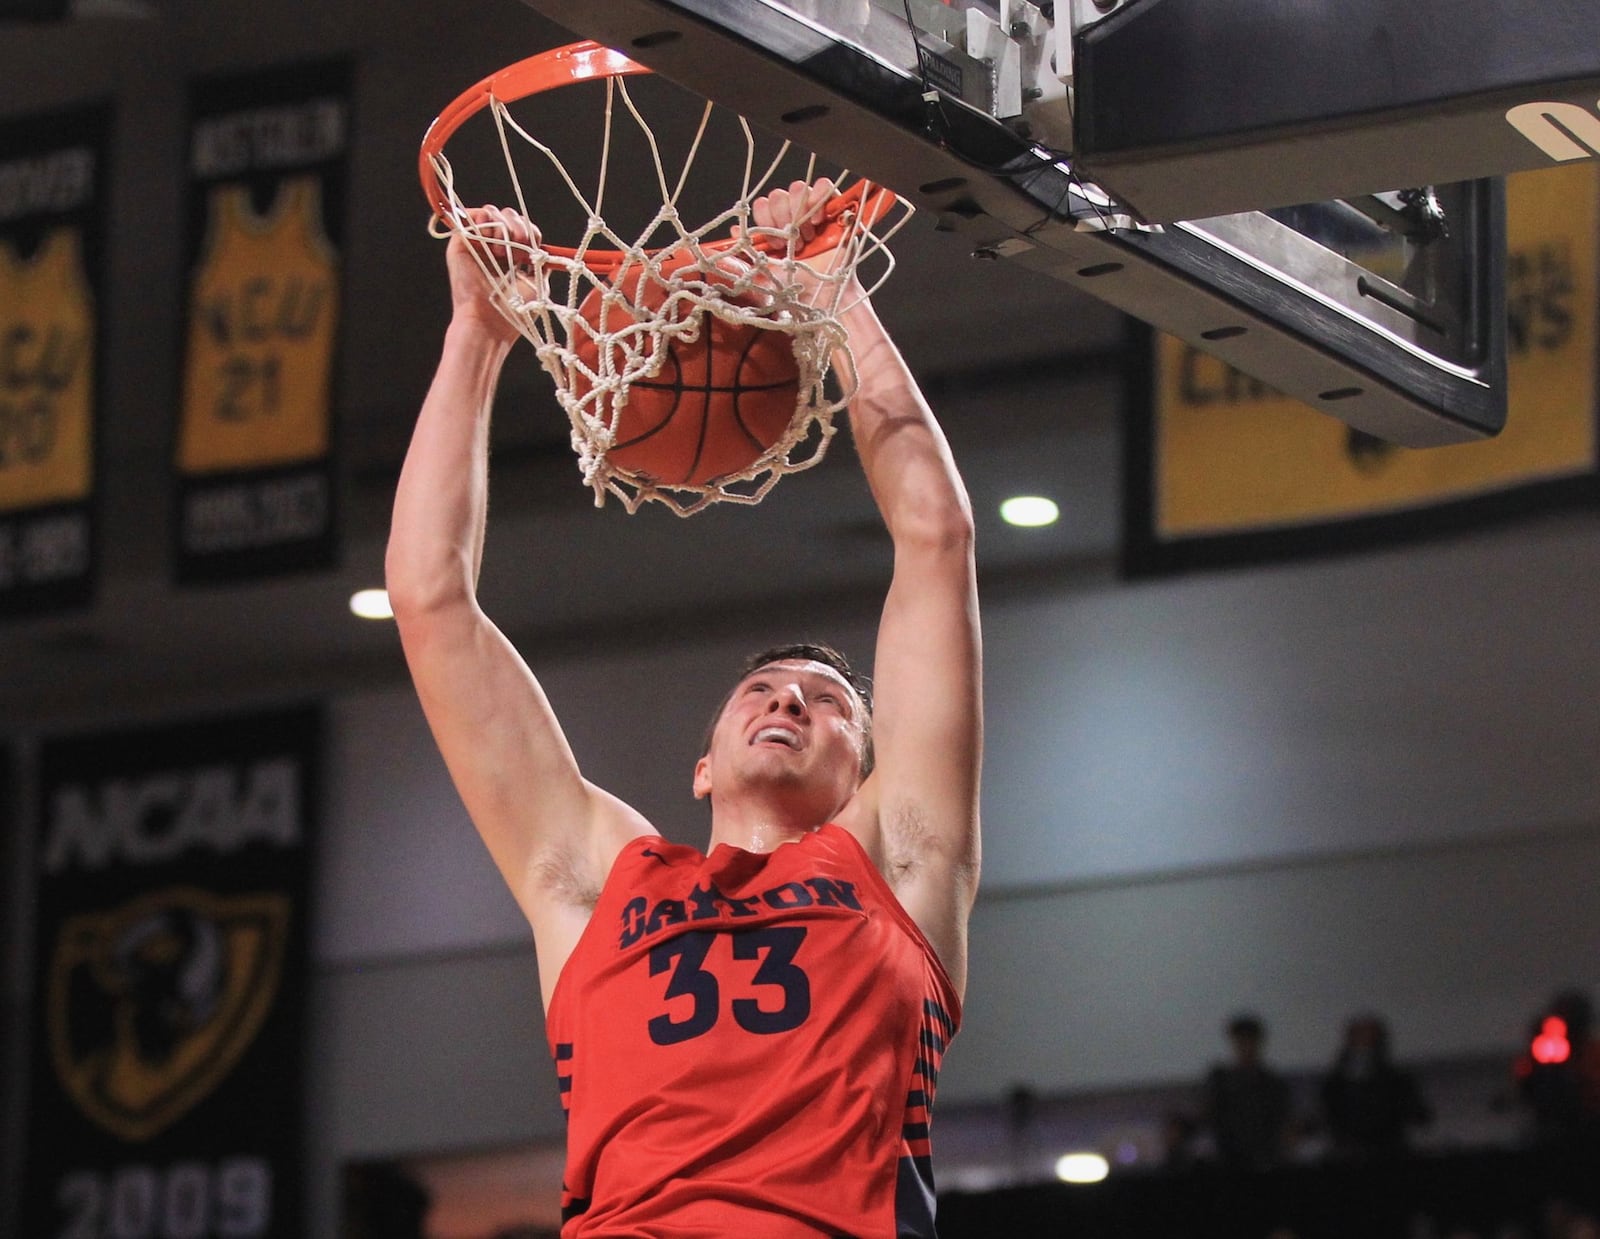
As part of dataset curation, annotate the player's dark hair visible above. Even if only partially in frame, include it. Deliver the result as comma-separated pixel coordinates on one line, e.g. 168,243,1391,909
701,642,875,777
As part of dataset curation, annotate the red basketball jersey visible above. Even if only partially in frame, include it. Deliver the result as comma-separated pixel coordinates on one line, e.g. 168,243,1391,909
546,824,961,1238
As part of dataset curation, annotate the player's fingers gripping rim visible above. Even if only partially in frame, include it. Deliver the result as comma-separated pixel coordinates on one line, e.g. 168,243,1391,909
789,177,837,248
443,205,546,329
753,181,819,245
762,180,856,301
451,204,538,273
480,207,552,305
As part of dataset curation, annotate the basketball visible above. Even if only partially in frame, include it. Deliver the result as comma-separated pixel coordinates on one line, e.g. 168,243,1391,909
571,266,802,487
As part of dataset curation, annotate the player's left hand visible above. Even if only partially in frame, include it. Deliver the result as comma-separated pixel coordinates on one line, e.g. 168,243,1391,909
739,178,865,303
751,178,835,250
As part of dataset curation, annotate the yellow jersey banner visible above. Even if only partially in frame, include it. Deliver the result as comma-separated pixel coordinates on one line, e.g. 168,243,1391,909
0,106,108,618
177,177,338,474
0,229,95,508
174,61,350,584
1127,165,1599,574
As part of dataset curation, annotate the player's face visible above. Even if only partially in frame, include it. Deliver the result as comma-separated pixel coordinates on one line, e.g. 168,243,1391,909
695,659,868,812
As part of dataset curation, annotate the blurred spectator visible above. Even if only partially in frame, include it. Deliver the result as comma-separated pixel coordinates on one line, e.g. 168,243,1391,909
1004,1083,1039,1184
1320,1013,1432,1158
1202,1013,1296,1170
1513,988,1600,1145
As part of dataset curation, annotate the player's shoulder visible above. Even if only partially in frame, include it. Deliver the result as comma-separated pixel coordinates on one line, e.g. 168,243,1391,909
600,830,718,892
619,834,701,868
829,776,887,867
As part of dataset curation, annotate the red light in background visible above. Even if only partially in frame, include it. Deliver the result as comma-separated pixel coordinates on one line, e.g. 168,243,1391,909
1531,1016,1572,1065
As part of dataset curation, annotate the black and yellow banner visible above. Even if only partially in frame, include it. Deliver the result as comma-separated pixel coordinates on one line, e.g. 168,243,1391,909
1124,164,1600,574
174,62,350,583
0,105,108,618
21,707,319,1239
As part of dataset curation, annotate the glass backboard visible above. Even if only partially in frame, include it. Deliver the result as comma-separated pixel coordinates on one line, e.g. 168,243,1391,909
511,0,1511,447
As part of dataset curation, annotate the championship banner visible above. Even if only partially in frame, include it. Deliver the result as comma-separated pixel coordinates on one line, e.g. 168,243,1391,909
174,62,350,583
20,707,319,1239
0,104,109,618
1124,164,1600,574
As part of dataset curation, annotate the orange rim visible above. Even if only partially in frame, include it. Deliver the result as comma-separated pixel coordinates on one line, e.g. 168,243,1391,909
419,39,898,275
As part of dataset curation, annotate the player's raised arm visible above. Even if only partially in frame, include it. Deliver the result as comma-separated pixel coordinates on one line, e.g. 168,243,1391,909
846,296,983,999
386,207,652,1007
755,182,984,997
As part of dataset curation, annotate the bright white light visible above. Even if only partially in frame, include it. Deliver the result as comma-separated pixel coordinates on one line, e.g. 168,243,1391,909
1000,495,1060,528
1054,1152,1109,1184
349,588,393,620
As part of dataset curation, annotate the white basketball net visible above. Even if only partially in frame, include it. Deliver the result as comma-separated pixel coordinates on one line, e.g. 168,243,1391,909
428,75,914,516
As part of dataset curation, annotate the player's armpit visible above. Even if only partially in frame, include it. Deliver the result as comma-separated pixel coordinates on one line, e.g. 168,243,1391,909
393,597,650,919
889,838,980,1000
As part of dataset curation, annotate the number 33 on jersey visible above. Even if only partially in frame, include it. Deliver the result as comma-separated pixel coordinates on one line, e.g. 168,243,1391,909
547,825,961,1237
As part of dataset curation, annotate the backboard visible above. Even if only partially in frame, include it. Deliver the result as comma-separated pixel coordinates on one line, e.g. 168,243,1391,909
509,0,1523,447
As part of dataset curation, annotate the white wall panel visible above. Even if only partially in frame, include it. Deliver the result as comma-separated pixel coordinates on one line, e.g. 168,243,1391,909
949,830,1600,1103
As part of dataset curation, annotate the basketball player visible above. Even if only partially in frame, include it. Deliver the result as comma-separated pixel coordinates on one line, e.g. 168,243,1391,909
387,180,981,1237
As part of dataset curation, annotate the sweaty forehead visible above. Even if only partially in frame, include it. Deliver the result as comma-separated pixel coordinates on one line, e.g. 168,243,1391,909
740,660,861,707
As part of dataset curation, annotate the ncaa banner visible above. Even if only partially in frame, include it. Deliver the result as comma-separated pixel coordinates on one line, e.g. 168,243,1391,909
174,62,350,583
0,104,109,618
1124,163,1600,575
21,707,319,1239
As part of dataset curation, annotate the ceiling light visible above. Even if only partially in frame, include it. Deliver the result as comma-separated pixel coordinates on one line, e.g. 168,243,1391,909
1000,495,1060,527
1054,1152,1109,1184
349,588,393,620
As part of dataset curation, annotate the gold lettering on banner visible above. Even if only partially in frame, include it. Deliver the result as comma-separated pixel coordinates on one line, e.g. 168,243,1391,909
178,176,338,474
1506,241,1577,356
1154,163,1599,539
1175,347,1278,409
0,228,94,512
48,886,290,1142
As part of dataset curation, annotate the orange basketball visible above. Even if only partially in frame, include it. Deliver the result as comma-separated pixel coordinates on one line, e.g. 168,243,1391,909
572,267,801,487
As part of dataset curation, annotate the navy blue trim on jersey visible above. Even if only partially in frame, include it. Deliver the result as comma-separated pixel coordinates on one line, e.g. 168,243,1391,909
895,1153,939,1238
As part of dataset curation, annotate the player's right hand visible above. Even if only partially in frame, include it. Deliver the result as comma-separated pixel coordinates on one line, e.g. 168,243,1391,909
445,204,543,342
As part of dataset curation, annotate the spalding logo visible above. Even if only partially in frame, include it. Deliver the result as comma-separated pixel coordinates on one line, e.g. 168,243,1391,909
47,886,290,1142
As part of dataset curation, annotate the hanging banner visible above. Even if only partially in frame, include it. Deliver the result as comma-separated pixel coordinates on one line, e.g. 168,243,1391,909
174,61,350,583
1124,163,1600,574
20,706,319,1239
1,734,15,921
0,104,108,618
